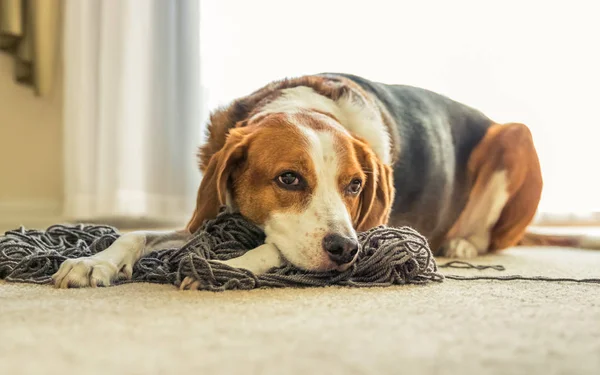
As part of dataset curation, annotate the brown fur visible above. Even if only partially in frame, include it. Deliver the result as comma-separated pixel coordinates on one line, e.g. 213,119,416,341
232,119,315,225
186,127,251,233
197,75,386,172
350,137,395,231
446,123,543,250
188,105,394,236
488,124,543,249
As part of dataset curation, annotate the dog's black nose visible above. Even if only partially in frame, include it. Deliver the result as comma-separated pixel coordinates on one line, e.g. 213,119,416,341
322,233,359,265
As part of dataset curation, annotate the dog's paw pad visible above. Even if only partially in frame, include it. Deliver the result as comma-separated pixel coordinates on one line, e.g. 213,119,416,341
442,238,479,259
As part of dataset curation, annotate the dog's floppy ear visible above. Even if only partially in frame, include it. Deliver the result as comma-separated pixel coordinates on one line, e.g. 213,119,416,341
352,138,395,231
186,128,249,233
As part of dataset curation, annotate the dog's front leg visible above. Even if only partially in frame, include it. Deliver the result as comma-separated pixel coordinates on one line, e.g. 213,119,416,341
52,230,191,288
180,243,284,290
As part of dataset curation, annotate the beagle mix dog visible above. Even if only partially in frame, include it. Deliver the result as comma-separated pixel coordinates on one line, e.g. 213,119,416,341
53,73,544,289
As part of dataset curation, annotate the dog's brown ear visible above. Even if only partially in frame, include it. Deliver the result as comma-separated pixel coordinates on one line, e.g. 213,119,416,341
353,138,395,231
186,128,249,233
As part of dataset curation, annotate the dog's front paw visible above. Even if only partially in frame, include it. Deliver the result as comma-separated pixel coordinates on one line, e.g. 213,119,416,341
441,238,479,259
52,257,123,288
179,276,201,291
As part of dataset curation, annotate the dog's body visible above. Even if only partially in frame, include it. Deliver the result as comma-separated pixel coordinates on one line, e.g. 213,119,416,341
327,73,543,255
53,73,544,289
331,73,500,251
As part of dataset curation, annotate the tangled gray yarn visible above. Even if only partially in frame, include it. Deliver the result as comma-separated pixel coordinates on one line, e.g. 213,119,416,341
0,212,443,291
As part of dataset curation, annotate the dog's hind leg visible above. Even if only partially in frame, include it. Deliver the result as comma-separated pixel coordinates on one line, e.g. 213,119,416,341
441,123,543,258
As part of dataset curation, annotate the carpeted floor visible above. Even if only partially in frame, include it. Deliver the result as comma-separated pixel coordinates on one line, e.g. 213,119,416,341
1,246,599,375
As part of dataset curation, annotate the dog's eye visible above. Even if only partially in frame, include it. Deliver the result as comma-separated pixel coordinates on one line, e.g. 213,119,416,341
347,179,362,195
279,172,299,185
276,171,303,190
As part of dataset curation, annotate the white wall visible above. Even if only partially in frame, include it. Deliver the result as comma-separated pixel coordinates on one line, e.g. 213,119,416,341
200,0,600,215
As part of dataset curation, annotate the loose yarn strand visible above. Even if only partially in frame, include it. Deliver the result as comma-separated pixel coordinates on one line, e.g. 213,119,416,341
439,260,600,284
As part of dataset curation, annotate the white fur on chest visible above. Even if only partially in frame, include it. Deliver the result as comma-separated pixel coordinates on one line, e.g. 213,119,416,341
259,86,391,164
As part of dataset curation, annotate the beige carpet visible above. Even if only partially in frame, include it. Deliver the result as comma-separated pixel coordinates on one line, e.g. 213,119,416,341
1,247,600,375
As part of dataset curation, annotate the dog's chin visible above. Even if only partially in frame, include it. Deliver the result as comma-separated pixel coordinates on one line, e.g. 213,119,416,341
335,262,355,272
288,258,357,273
275,244,358,273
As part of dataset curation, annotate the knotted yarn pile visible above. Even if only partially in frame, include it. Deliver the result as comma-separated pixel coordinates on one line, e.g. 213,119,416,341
0,212,443,291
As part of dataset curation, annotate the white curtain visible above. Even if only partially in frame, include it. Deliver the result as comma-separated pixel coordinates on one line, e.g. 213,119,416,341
200,0,600,224
63,0,202,224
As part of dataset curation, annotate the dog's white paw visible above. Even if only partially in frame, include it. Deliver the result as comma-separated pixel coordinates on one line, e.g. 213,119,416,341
442,238,479,259
52,257,125,288
180,276,201,291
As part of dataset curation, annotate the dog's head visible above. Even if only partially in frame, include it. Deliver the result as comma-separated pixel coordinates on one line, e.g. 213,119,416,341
187,110,393,272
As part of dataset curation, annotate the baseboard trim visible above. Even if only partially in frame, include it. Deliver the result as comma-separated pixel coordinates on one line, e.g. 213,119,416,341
0,200,185,230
